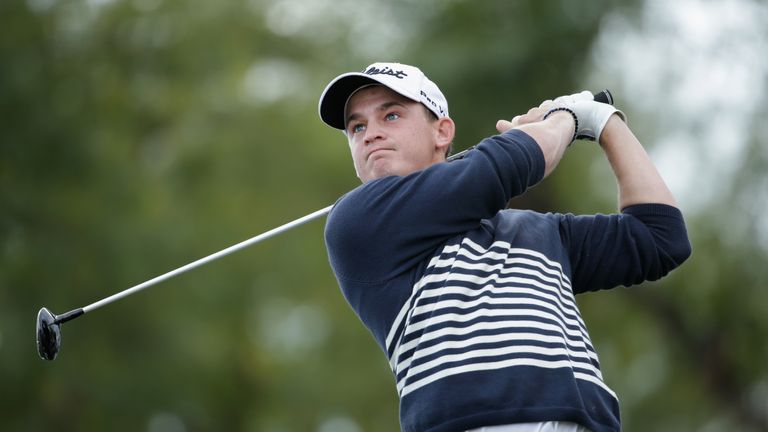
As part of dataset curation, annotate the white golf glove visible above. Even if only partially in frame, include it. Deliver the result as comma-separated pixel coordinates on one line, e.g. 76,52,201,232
548,91,627,142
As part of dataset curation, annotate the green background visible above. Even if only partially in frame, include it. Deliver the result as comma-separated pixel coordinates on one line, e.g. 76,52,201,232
2,0,766,430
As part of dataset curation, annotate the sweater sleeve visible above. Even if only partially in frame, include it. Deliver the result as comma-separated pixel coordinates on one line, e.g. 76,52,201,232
560,203,692,294
325,129,545,282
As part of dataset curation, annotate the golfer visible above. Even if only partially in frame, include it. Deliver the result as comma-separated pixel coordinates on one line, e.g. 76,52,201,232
318,62,691,432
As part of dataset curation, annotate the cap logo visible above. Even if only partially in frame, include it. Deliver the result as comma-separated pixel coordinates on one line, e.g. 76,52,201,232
363,65,408,79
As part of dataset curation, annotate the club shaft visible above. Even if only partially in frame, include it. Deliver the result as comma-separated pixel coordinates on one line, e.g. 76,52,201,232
81,205,333,314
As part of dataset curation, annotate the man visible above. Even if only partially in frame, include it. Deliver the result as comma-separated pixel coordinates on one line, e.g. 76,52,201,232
318,62,691,432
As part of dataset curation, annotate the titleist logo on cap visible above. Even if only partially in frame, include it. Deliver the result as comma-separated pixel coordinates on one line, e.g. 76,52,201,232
363,66,408,79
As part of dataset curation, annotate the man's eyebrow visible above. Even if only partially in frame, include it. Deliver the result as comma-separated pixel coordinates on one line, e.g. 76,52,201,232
346,101,408,127
378,101,407,111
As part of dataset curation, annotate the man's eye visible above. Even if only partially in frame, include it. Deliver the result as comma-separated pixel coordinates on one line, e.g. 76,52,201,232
351,123,366,134
386,112,400,121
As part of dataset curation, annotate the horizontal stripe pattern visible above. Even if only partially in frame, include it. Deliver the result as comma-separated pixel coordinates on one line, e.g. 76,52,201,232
386,237,616,399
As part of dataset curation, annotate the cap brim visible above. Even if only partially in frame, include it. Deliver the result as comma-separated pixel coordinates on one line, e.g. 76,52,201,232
319,71,423,130
319,74,382,130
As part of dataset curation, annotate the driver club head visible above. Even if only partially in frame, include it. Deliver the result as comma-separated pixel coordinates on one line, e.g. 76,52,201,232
36,307,61,361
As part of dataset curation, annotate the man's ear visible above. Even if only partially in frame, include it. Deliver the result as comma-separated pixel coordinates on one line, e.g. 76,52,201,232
434,117,456,155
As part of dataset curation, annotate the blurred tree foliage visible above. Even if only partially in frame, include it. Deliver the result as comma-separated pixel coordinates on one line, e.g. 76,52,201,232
1,0,765,431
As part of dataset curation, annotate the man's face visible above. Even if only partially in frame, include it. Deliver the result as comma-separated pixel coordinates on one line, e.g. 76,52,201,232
345,86,450,183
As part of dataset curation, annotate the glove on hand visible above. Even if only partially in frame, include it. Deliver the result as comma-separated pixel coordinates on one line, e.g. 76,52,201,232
551,91,627,142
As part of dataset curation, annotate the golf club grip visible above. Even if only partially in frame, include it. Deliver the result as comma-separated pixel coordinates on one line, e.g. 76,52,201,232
447,89,614,162
593,89,613,105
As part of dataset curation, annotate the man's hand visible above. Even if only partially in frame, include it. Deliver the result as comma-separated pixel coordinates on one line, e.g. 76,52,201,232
497,91,627,143
552,91,626,142
495,102,559,133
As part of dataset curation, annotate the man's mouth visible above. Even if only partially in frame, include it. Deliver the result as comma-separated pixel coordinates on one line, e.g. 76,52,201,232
367,148,393,160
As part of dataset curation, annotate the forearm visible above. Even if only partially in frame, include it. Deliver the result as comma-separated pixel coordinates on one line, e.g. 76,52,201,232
503,111,574,178
600,115,678,210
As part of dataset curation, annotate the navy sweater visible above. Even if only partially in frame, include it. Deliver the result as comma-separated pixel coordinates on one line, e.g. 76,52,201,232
324,130,691,432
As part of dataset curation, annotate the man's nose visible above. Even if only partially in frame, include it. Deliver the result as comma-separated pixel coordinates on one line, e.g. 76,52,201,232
363,121,385,144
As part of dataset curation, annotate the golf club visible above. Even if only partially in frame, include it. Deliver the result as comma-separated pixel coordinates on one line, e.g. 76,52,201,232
36,205,332,360
36,90,614,361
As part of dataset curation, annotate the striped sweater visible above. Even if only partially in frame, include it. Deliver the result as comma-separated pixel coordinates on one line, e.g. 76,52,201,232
324,130,691,432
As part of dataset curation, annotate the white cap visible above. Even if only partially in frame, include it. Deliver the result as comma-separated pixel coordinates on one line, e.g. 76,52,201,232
318,62,449,130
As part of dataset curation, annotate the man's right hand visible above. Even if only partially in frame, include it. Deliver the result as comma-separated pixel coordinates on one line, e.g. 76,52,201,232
495,101,563,133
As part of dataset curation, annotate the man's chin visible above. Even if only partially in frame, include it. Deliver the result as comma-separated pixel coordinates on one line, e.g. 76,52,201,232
361,170,391,183
363,161,396,182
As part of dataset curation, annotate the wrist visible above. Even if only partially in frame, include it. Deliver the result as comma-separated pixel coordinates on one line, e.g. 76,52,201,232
598,114,628,146
543,107,577,144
